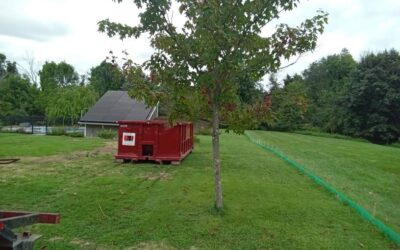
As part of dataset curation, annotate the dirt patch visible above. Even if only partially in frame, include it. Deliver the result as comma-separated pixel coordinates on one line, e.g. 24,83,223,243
140,172,172,181
0,141,118,179
70,238,94,247
125,241,176,250
48,236,64,242
21,141,117,164
86,141,117,156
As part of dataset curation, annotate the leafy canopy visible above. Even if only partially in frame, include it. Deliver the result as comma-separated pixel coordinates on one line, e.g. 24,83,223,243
46,86,98,125
268,80,308,131
0,53,18,80
0,74,39,117
39,61,79,92
302,48,357,131
99,0,328,210
89,60,125,96
99,0,328,131
343,49,400,144
0,53,40,117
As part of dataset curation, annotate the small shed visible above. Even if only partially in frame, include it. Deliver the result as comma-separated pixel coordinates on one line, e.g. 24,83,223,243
79,91,158,137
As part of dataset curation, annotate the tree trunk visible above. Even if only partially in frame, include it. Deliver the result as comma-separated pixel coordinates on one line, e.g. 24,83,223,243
212,102,223,209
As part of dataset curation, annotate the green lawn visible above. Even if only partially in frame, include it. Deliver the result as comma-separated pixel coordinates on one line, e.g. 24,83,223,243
0,133,396,249
248,130,400,234
0,133,104,157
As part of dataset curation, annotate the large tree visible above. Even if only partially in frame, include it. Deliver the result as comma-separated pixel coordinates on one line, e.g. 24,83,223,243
39,61,79,92
0,53,40,117
99,0,327,209
268,80,308,131
46,86,98,125
0,74,39,117
236,73,264,105
89,60,125,96
0,53,18,80
302,48,357,132
343,49,400,144
37,61,80,115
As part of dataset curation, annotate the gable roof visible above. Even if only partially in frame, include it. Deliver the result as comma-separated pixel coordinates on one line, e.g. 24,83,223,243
79,90,156,124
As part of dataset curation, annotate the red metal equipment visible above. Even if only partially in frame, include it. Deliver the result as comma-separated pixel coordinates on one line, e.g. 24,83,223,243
0,210,60,250
115,120,194,164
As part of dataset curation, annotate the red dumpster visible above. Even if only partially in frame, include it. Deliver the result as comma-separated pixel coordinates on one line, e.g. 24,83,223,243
115,120,194,164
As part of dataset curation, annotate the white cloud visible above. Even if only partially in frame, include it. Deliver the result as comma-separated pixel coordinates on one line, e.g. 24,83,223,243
270,0,400,81
1,0,152,74
0,0,399,83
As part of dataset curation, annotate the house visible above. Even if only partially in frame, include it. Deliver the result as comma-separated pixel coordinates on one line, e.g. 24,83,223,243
79,90,158,137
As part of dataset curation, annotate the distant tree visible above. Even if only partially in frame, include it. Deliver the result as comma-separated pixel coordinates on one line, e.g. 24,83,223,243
89,61,125,96
0,74,39,116
0,53,6,77
343,49,400,144
268,73,280,92
236,71,264,105
0,53,18,80
99,0,327,209
302,48,357,131
0,53,40,117
19,53,40,85
46,86,98,125
34,91,49,116
37,61,80,115
283,73,303,87
39,61,79,92
269,81,308,131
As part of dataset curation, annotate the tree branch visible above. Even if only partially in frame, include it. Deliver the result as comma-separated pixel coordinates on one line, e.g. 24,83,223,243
277,53,306,71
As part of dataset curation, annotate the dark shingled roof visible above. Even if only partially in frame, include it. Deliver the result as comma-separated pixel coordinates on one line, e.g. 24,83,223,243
79,91,156,124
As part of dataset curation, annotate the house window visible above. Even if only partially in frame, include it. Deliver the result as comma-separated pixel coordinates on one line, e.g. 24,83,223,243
122,132,136,146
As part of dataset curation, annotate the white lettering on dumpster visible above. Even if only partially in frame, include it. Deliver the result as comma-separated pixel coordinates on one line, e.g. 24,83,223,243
122,132,136,146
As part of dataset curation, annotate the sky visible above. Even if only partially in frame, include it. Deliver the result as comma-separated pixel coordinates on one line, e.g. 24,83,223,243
1,0,399,86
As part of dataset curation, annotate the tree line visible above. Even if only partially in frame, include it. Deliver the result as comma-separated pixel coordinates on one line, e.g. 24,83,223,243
0,53,127,125
266,48,400,145
1,48,399,144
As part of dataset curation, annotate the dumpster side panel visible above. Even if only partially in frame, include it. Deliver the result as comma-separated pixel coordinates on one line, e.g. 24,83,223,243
180,123,193,157
156,126,181,159
115,121,193,163
116,123,141,159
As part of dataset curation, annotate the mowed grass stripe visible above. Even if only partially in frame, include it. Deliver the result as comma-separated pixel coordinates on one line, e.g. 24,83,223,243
245,131,400,246
0,133,396,249
0,133,104,157
248,130,400,234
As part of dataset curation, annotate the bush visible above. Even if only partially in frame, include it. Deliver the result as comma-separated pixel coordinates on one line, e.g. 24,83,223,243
392,142,400,149
68,132,84,138
98,129,117,139
362,124,399,145
49,127,66,136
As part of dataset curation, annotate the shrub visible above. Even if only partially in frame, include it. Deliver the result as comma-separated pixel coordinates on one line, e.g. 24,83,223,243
49,127,66,136
98,129,117,139
362,124,399,145
68,132,84,138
